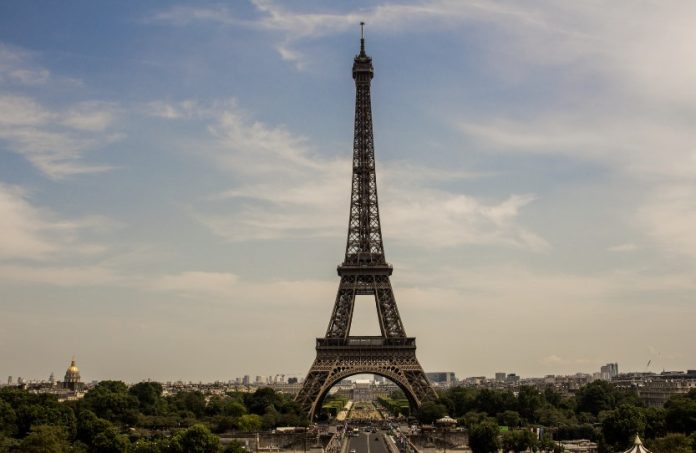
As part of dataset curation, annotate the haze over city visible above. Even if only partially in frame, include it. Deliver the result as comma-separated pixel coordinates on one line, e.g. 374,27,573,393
1,1,695,383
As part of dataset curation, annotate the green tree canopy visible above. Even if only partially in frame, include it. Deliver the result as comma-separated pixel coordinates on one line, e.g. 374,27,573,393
647,433,693,453
170,424,221,453
501,429,538,453
664,389,696,434
468,420,500,453
83,381,139,424
601,404,646,451
417,401,448,424
236,414,262,433
129,382,165,416
19,425,70,453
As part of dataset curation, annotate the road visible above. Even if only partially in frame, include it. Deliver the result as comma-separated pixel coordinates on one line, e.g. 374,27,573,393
346,431,389,453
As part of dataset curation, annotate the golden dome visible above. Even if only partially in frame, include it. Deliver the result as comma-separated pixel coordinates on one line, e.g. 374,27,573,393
64,357,81,382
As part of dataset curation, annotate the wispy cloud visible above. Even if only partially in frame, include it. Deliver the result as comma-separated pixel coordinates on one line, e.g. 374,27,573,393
608,243,637,253
0,44,51,86
152,99,547,250
0,94,120,178
149,271,240,298
0,183,114,261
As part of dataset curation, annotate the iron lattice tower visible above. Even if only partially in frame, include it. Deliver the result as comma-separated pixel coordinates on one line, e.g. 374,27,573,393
296,25,437,418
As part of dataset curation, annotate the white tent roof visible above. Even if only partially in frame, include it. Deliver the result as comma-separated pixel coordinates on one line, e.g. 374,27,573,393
623,435,652,453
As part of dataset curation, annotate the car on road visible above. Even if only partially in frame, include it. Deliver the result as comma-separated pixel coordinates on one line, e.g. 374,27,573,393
349,449,356,453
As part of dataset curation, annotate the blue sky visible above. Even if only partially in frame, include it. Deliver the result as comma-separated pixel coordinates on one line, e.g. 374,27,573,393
1,0,695,382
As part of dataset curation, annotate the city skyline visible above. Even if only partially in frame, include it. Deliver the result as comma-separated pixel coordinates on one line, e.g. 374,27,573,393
1,1,695,382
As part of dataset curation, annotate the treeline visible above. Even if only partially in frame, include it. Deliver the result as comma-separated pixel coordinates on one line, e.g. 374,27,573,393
319,395,348,419
376,391,410,418
0,382,308,452
413,382,696,453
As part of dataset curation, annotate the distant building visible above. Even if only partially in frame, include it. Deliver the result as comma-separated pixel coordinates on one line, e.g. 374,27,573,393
600,363,619,379
7,376,11,385
62,357,84,391
506,373,520,384
255,376,263,384
495,372,506,382
242,375,250,385
426,372,456,385
288,377,298,384
559,439,598,453
638,376,696,407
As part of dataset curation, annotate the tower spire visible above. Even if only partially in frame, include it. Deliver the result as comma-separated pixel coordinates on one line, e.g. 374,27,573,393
360,22,365,55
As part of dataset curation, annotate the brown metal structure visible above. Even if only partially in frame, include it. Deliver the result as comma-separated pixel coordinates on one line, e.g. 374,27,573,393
296,24,437,419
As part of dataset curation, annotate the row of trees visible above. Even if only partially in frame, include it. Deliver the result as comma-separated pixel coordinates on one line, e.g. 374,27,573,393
409,382,696,452
0,382,308,452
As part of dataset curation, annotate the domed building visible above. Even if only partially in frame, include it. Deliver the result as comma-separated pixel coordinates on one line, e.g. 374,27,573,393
62,356,84,391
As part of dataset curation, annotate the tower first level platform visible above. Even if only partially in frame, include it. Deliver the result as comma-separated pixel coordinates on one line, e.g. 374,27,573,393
296,337,434,418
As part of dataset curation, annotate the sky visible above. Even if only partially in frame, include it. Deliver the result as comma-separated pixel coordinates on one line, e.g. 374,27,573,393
1,0,695,383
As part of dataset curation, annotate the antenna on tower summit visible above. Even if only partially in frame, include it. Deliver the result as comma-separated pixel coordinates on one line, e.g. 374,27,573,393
360,22,365,54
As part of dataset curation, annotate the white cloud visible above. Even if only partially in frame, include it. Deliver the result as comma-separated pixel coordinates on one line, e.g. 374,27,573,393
0,264,121,287
608,243,637,253
149,271,240,298
0,183,114,262
147,271,335,308
152,0,696,85
638,184,696,259
60,102,116,132
0,184,59,260
183,100,544,250
0,44,51,86
0,94,119,178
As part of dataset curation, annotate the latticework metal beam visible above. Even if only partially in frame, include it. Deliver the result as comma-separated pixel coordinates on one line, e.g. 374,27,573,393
297,27,436,418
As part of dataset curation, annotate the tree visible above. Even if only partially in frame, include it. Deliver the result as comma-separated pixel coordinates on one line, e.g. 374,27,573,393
14,402,76,438
459,411,488,429
244,388,283,416
496,410,521,428
83,381,139,424
543,387,564,408
643,407,667,439
19,425,70,453
468,420,500,453
129,382,165,415
129,439,170,453
576,381,616,416
223,440,247,453
648,433,692,453
475,389,515,417
236,414,263,432
535,405,570,427
169,391,206,418
601,404,646,451
170,424,221,453
539,432,564,453
92,427,131,452
516,386,543,423
501,429,538,453
417,401,448,424
664,390,696,434
0,399,17,436
76,409,113,446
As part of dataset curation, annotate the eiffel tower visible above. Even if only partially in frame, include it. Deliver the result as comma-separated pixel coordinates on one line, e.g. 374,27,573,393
296,24,437,419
